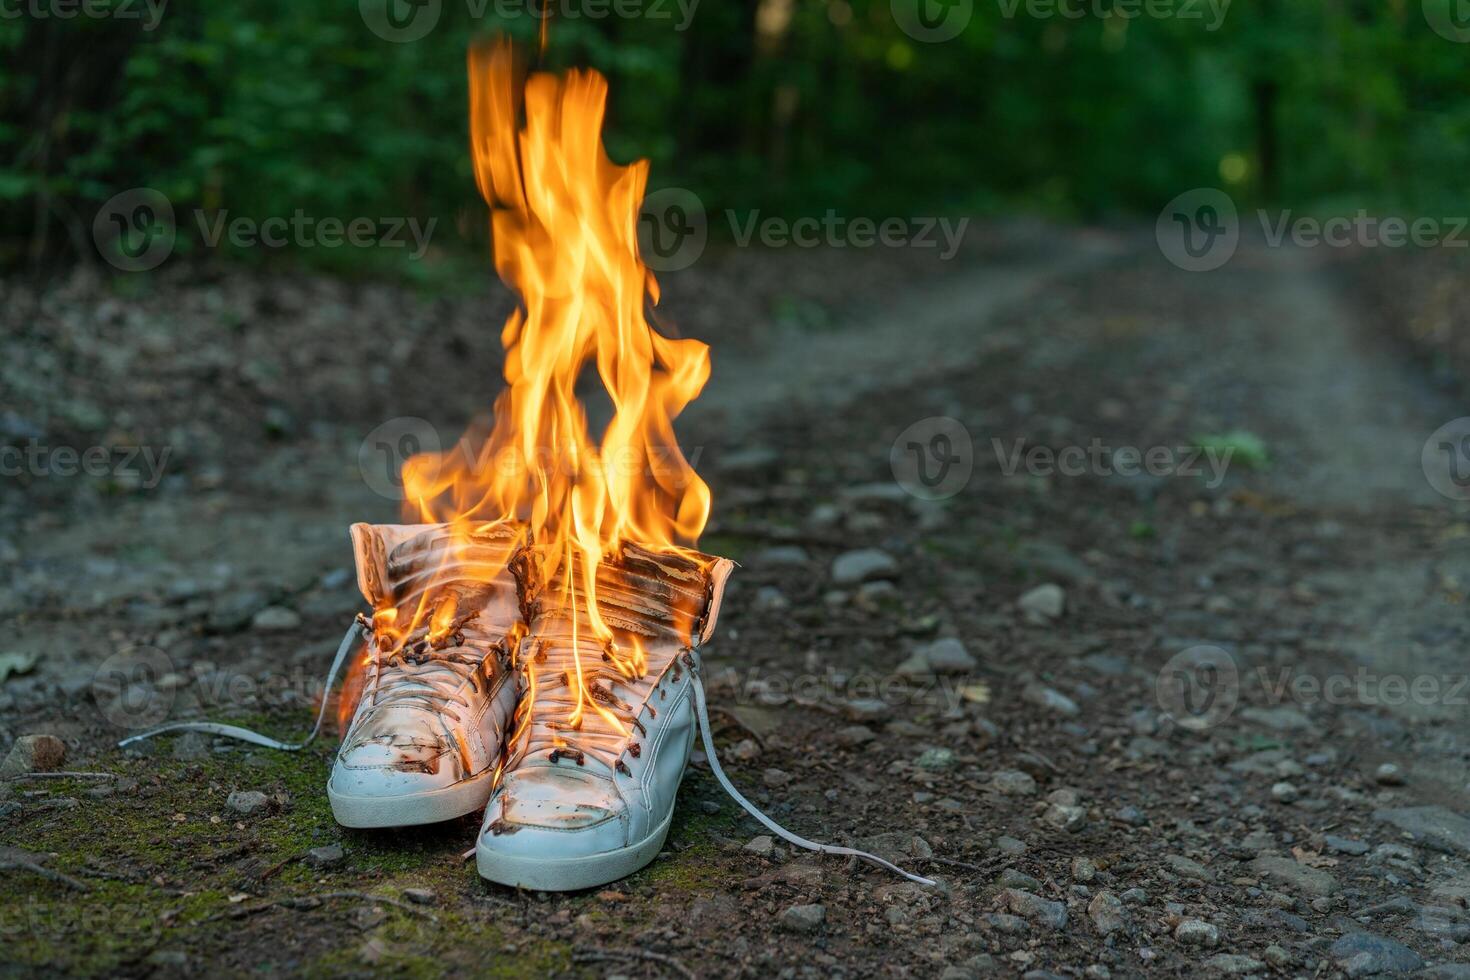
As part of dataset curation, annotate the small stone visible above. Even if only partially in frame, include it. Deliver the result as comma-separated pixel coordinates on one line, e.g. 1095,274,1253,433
753,586,790,611
1165,854,1215,882
1017,583,1066,621
1084,966,1111,980
1373,806,1470,856
1043,804,1087,833
306,845,345,869
995,836,1027,858
251,606,302,631
844,698,891,722
1088,891,1126,935
1250,855,1339,897
1174,919,1219,947
1115,805,1147,826
1000,889,1067,929
1203,954,1264,975
984,912,1029,934
1262,945,1292,967
1329,932,1424,976
835,725,876,747
999,868,1042,892
1119,887,1148,905
0,734,66,776
965,953,999,974
896,653,933,678
914,638,977,674
755,545,810,566
402,888,435,905
172,732,210,762
778,903,825,933
225,790,271,816
1071,857,1097,882
915,747,956,771
744,835,776,858
1373,762,1405,786
1271,781,1300,803
831,549,898,585
1023,684,1080,717
1324,834,1370,856
762,768,791,787
992,770,1038,796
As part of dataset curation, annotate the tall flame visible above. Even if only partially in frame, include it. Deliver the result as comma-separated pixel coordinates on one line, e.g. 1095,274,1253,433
348,40,711,729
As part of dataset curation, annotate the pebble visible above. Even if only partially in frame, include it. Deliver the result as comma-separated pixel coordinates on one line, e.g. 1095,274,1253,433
754,545,810,566
1270,781,1300,803
992,770,1037,796
1043,803,1087,833
1329,932,1424,976
225,790,271,816
1250,854,1339,896
913,638,977,674
753,586,790,611
402,888,435,905
999,868,1042,892
744,835,776,858
835,725,876,747
1173,919,1219,947
1017,583,1065,621
778,903,825,933
1115,805,1148,826
984,912,1029,934
1325,834,1370,856
1374,806,1470,857
1165,854,1215,882
0,734,66,776
1023,684,1080,717
995,836,1027,858
1087,890,1126,935
915,748,956,771
1000,889,1068,930
1373,762,1405,786
306,844,344,869
830,549,898,585
251,606,302,631
1071,856,1097,882
1119,888,1149,905
1203,954,1264,975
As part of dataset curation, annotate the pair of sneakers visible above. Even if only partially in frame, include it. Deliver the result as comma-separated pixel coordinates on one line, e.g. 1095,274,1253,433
124,521,931,891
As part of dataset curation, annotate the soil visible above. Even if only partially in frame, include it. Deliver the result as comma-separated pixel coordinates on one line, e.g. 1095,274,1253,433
2,224,1469,978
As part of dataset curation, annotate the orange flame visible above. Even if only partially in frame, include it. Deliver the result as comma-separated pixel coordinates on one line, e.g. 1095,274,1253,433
344,40,711,733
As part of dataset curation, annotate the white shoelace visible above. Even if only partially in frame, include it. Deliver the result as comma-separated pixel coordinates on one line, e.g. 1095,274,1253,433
117,620,365,751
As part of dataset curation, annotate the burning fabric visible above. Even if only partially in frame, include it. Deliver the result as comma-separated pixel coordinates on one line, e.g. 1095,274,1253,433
123,40,929,890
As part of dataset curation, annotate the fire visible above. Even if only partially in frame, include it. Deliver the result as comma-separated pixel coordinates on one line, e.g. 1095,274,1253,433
339,40,712,733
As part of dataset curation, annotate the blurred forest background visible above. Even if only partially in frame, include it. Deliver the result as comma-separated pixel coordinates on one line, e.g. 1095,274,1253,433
2,0,1469,272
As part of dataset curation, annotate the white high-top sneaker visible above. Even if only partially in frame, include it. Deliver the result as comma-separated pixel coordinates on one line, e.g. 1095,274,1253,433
327,521,530,828
475,543,734,891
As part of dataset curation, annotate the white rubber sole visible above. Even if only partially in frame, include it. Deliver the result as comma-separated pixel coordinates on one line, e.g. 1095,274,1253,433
475,807,676,891
328,767,496,829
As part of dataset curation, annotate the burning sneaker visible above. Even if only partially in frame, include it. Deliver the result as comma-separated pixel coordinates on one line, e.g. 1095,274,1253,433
475,543,733,890
121,520,530,831
475,543,934,891
328,521,530,828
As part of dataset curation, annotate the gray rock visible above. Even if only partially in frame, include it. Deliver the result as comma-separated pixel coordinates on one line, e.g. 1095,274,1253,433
1174,919,1219,947
1418,967,1470,979
1250,854,1339,896
983,912,1029,934
998,868,1042,892
965,953,1000,975
855,832,932,865
1373,806,1470,857
999,889,1068,929
835,725,875,746
207,590,270,633
225,790,271,816
831,549,898,585
896,652,933,678
1018,583,1065,621
754,545,810,566
1088,890,1127,935
1023,684,1080,716
1115,805,1148,826
306,844,345,868
1325,834,1370,856
753,586,790,611
1165,854,1216,882
251,606,301,631
995,836,1027,857
915,747,956,771
0,734,66,776
1329,932,1423,976
1204,954,1264,975
992,770,1038,796
1239,706,1315,732
778,903,825,933
1374,762,1405,786
1071,857,1097,882
1271,781,1300,803
743,835,776,858
914,638,977,674
1044,803,1087,833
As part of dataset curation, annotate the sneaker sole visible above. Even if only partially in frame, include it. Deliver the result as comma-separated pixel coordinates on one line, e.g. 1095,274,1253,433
475,806,676,891
328,768,496,829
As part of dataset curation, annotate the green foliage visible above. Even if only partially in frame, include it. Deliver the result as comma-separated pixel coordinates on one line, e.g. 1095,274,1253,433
2,0,1469,269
